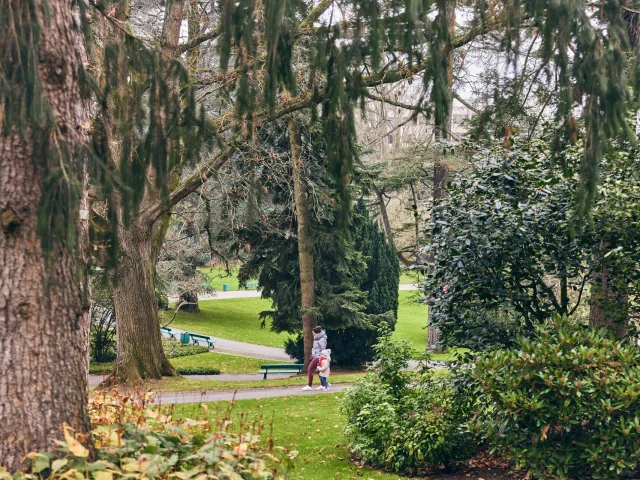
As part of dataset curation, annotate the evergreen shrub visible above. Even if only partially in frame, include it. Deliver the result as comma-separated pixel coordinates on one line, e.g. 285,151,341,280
343,325,476,473
471,317,640,479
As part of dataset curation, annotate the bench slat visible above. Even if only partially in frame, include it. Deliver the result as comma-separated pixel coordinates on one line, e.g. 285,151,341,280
259,364,303,379
190,333,216,348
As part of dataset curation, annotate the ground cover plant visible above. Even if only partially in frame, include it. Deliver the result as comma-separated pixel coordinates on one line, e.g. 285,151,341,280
11,390,291,479
471,317,640,479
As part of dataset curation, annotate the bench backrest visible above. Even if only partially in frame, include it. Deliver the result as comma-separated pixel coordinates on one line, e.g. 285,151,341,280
260,364,302,369
191,334,211,339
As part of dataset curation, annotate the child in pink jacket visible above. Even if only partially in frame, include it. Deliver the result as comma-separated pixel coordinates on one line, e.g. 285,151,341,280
317,349,331,390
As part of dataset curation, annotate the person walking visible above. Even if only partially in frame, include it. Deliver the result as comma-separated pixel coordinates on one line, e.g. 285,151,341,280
302,326,327,390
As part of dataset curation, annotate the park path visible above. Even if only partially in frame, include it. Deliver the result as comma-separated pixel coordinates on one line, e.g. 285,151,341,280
162,326,291,361
149,384,352,405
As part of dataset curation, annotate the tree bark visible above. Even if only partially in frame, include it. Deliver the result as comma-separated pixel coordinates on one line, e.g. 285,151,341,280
427,0,455,353
589,243,629,339
289,120,316,370
104,0,185,383
179,292,200,313
110,220,175,382
0,0,91,469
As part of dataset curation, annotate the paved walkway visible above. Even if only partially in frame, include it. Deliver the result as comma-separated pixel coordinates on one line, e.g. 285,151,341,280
150,384,351,405
162,326,291,361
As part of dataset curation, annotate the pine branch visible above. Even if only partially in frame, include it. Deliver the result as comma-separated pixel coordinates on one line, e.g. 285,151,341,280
452,91,480,114
364,91,431,113
298,0,333,32
178,26,222,54
141,145,236,223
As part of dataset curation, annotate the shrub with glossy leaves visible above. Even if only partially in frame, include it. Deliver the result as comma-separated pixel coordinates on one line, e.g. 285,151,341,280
471,317,640,479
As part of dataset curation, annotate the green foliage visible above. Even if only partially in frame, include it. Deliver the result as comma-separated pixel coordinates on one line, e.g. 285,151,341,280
426,132,640,350
156,290,169,310
90,280,116,363
12,391,289,479
235,121,398,366
471,317,640,479
172,365,221,375
161,340,208,358
343,325,476,473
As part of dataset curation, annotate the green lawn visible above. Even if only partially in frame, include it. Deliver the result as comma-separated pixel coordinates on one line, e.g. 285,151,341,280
91,349,285,375
167,291,454,358
171,352,283,374
399,269,426,286
165,297,293,348
395,290,427,350
201,265,422,290
170,394,406,480
198,265,250,291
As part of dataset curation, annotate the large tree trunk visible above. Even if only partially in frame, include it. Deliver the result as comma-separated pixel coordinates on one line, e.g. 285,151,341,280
105,0,185,383
111,221,175,381
179,292,201,313
0,0,91,469
289,120,316,370
589,243,629,339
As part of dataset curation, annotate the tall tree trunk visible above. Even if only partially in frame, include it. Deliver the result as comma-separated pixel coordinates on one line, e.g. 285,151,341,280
111,220,175,381
289,119,316,370
589,243,629,339
0,0,91,469
427,0,455,353
106,0,185,383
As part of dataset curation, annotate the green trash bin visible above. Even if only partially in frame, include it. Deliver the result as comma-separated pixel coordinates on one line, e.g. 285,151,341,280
222,284,230,292
180,332,191,344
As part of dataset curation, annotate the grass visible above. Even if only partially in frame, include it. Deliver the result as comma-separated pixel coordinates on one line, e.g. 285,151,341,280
167,291,462,360
171,352,283,374
134,373,364,392
170,394,406,480
395,290,427,350
165,297,293,348
399,269,426,286
198,265,247,291
91,352,286,375
201,265,422,290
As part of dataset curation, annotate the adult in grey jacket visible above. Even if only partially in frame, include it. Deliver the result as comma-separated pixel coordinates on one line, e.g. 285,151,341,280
302,326,327,390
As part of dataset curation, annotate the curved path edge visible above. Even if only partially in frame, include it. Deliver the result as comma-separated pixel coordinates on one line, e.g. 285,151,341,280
149,384,352,405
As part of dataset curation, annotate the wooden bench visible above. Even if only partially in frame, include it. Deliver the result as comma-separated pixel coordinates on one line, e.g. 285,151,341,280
190,333,216,348
160,327,177,340
258,364,303,380
245,281,258,289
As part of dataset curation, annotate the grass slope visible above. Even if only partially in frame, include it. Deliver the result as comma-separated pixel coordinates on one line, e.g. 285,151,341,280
168,291,427,351
171,394,407,480
164,297,292,348
202,265,422,290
